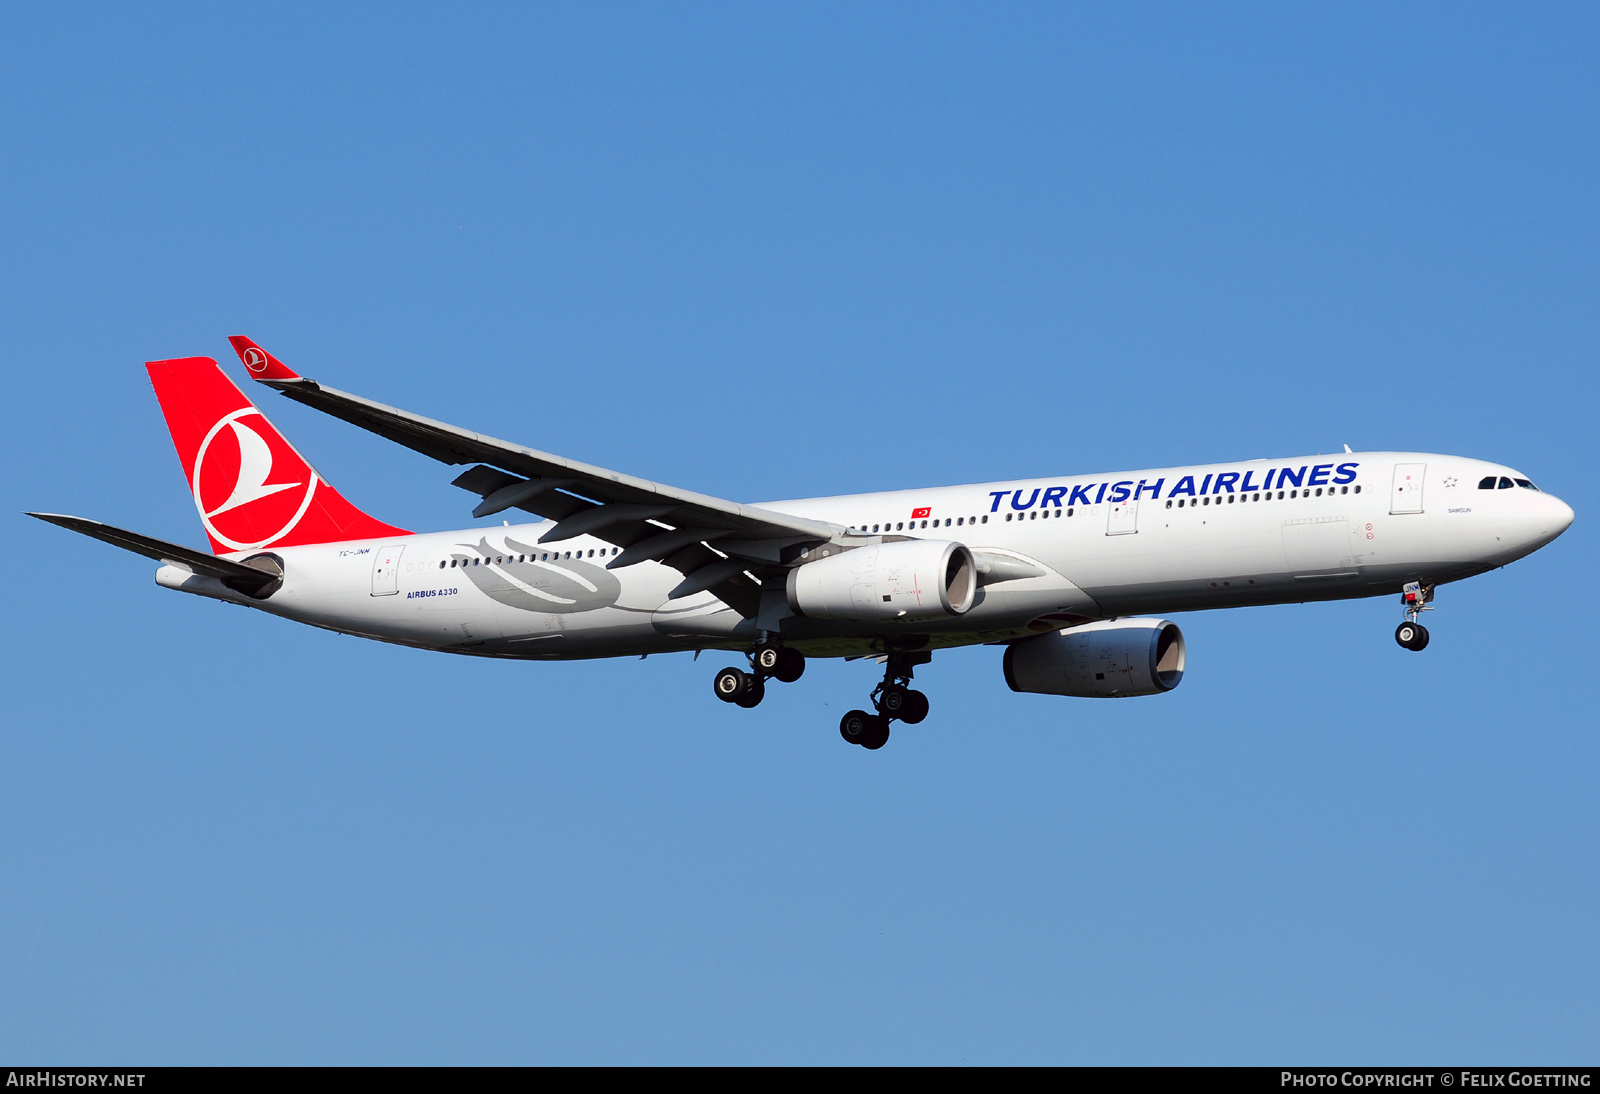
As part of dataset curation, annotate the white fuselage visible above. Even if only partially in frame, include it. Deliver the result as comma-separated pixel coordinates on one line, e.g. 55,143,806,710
157,452,1573,660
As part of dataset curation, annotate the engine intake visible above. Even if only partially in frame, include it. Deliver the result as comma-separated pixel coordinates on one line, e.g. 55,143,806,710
786,540,977,622
1004,618,1186,698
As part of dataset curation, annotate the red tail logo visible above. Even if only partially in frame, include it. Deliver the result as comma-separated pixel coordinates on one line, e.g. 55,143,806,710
147,357,408,553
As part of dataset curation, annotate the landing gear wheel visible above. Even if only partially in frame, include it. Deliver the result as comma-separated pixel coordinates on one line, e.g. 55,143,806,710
1395,622,1430,651
714,666,748,703
898,689,929,724
840,709,873,745
772,648,805,683
878,684,911,718
860,716,890,750
753,646,782,673
735,676,765,708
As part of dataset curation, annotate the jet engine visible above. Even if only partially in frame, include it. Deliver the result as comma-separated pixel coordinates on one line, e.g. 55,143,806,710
1003,618,1186,698
786,540,977,622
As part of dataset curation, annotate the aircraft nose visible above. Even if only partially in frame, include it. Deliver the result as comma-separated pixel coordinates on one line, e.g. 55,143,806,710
1547,494,1575,536
1522,491,1575,550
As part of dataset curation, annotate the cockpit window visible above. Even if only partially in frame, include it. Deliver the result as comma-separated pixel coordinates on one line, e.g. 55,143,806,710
1498,477,1515,489
1515,478,1539,491
1478,476,1497,489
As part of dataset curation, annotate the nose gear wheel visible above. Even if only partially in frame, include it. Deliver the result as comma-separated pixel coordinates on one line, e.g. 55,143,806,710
1395,622,1429,651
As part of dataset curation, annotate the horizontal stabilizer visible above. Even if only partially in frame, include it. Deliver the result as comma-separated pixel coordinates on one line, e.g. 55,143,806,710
27,513,282,597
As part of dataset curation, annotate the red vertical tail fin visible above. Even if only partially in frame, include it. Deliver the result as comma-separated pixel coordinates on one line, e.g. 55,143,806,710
146,356,408,554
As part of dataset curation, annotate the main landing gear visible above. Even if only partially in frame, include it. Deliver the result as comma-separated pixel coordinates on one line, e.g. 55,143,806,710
712,643,804,709
1395,581,1433,652
839,651,931,751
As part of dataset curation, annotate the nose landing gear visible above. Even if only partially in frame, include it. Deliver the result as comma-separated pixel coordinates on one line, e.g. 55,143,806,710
1395,581,1434,651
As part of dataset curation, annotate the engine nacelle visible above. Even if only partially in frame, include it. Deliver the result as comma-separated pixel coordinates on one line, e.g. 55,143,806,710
786,540,977,622
1003,618,1186,698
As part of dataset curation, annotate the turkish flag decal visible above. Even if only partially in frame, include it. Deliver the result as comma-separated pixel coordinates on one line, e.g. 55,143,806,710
911,507,932,519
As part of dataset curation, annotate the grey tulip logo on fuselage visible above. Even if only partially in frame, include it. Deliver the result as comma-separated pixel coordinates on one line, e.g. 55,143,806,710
453,537,622,613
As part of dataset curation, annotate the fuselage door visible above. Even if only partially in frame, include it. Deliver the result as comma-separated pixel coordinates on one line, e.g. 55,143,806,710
1391,463,1426,515
372,543,405,596
1107,497,1139,535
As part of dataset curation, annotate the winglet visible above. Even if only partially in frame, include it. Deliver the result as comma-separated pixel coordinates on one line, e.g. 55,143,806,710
227,336,302,382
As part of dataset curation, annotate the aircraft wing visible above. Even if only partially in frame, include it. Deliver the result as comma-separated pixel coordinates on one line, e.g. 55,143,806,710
228,337,840,616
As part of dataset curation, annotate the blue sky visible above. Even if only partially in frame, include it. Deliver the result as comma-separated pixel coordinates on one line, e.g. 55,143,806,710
1,3,1596,1063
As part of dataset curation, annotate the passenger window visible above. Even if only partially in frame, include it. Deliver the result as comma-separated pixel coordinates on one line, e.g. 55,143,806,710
1499,477,1514,489
1005,513,1013,521
1478,476,1497,489
439,561,445,569
1166,500,1172,509
896,522,904,531
1354,486,1361,494
957,517,964,526
1227,495,1234,504
981,515,988,523
1340,486,1348,494
1067,507,1074,516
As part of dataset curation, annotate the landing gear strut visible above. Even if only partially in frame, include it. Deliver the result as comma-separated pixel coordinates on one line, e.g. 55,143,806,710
840,651,932,750
1395,581,1433,652
712,642,805,708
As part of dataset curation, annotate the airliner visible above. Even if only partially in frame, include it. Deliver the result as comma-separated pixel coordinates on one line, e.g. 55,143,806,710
31,339,1574,750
